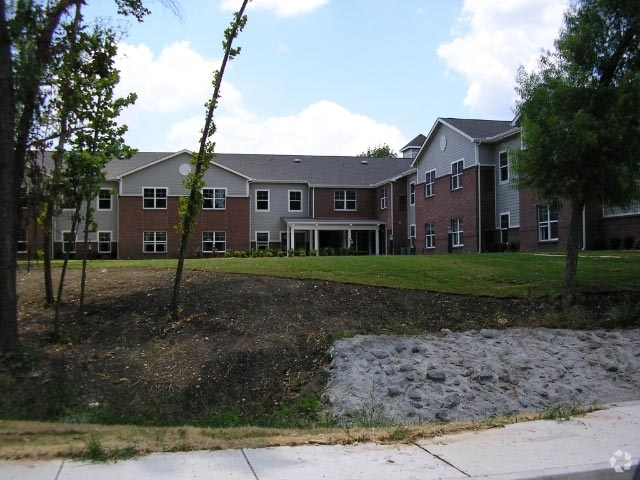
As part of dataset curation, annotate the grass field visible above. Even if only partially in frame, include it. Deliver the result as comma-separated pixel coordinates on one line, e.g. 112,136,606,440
50,250,640,299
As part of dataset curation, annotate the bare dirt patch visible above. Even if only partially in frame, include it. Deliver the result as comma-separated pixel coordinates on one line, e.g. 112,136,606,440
3,266,638,428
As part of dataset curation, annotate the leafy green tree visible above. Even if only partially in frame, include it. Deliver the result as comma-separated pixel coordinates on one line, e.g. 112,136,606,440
171,0,250,321
514,0,640,308
357,143,397,158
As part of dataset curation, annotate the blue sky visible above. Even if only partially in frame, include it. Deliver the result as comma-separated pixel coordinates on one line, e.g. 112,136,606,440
88,0,570,155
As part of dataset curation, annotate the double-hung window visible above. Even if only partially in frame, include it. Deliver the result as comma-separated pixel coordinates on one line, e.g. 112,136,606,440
380,187,387,210
537,205,558,241
143,187,167,209
451,160,463,190
425,170,435,197
98,231,112,254
334,190,356,211
289,190,302,212
202,231,226,252
17,229,28,253
500,213,510,245
256,190,270,211
499,151,509,183
98,188,112,210
256,232,269,250
425,223,435,249
143,231,167,253
62,232,76,253
203,188,226,209
409,182,415,205
451,218,463,247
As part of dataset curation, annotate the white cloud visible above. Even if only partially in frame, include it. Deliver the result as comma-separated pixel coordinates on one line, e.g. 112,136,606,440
115,41,405,154
219,0,330,17
437,0,569,117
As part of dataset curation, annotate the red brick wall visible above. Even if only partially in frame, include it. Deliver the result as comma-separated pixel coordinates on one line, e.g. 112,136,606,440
517,188,572,251
117,196,250,259
414,167,478,254
313,188,375,219
597,215,640,247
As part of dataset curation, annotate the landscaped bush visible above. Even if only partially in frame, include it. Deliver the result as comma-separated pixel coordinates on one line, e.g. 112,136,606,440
309,249,317,256
623,236,635,250
321,247,334,256
610,237,622,250
297,248,306,257
635,239,640,250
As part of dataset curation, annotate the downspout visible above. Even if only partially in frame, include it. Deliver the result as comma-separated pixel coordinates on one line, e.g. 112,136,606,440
582,205,586,250
116,178,121,259
476,142,482,253
390,181,394,254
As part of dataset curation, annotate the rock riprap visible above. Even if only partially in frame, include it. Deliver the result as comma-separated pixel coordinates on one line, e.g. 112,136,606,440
323,328,640,425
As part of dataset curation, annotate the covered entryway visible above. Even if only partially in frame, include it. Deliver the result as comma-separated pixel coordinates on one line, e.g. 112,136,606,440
282,218,383,255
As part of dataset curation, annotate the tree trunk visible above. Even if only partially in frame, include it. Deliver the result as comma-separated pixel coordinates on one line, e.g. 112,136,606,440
562,203,583,310
43,202,55,304
79,200,91,312
0,2,19,353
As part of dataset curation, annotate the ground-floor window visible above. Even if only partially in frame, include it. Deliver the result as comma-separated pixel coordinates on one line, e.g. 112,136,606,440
425,223,435,249
17,229,28,253
98,231,112,254
256,231,269,250
537,205,558,241
500,212,510,245
202,231,226,252
409,224,416,247
62,231,76,253
143,231,167,253
451,218,463,247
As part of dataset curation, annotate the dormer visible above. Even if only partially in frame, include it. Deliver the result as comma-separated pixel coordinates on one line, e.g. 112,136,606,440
400,134,426,159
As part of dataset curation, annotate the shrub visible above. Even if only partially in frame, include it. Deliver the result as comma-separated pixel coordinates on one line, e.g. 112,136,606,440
297,248,306,257
635,239,640,250
609,237,622,250
288,248,295,257
265,251,273,257
309,249,317,256
277,250,284,257
622,236,635,250
322,247,334,256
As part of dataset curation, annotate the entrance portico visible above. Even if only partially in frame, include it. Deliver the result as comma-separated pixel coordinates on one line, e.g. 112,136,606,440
282,218,383,255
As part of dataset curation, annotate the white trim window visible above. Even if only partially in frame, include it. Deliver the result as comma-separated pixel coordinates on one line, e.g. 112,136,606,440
143,231,167,253
425,222,435,249
17,229,28,253
334,190,356,211
143,187,167,209
451,218,463,247
380,187,387,210
409,224,416,246
425,169,435,197
451,160,463,190
409,182,415,205
499,151,509,183
288,190,303,212
203,188,226,210
603,202,640,218
256,231,269,250
97,188,112,211
255,189,270,211
62,231,76,253
499,212,510,245
98,231,112,254
537,205,558,241
202,231,226,252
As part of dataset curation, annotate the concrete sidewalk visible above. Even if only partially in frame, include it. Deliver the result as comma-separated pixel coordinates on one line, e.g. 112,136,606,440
3,401,639,480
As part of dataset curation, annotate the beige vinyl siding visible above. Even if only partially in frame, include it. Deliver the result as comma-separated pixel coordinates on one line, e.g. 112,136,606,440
416,124,476,185
494,137,521,227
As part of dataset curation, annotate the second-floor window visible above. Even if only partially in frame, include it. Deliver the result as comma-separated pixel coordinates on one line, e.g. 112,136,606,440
203,188,226,209
335,190,356,211
289,190,302,212
499,151,509,183
380,187,387,210
256,190,270,211
143,187,167,209
410,182,415,205
451,160,463,190
98,188,112,210
425,170,435,197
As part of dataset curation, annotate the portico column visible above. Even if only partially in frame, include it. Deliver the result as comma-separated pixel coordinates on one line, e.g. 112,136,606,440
375,226,380,255
314,226,319,255
290,224,295,251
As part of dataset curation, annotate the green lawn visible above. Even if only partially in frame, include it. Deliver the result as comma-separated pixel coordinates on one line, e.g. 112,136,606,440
51,251,640,299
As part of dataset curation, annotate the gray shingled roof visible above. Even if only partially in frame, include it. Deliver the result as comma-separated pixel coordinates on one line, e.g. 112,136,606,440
440,118,516,140
400,134,426,151
102,151,414,187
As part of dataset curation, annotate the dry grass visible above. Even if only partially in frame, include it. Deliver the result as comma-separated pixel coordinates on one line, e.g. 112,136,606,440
0,406,599,460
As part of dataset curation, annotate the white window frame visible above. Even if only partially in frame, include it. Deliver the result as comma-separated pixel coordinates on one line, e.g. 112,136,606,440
288,190,303,212
17,229,28,253
97,188,112,211
143,187,167,210
256,231,269,250
202,231,226,252
425,169,435,197
255,189,270,212
334,190,357,211
202,187,226,210
409,224,416,246
97,231,112,254
451,218,464,247
62,231,76,253
499,150,509,184
409,182,415,205
603,202,640,218
425,222,435,249
499,212,510,245
143,231,167,253
451,160,463,190
380,187,387,210
537,205,558,241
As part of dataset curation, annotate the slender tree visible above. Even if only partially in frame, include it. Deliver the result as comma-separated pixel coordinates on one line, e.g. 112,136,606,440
171,0,250,321
514,0,640,308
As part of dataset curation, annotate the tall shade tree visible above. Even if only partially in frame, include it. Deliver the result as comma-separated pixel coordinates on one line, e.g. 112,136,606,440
513,0,640,308
171,0,250,321
357,143,397,158
0,0,174,353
